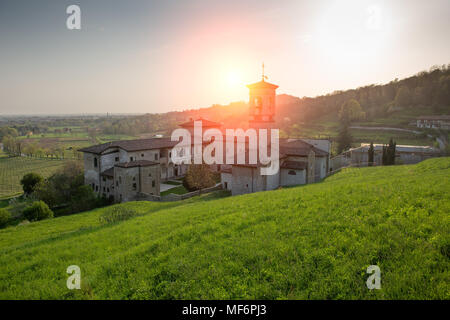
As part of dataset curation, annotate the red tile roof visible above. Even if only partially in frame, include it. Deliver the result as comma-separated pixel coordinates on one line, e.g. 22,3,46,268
115,160,159,168
246,80,279,90
79,137,177,155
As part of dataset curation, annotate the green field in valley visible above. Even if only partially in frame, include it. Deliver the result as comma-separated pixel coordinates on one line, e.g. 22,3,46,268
0,156,67,198
0,158,448,299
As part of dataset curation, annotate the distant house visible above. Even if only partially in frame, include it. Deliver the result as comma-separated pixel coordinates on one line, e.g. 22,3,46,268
331,143,442,170
416,115,450,130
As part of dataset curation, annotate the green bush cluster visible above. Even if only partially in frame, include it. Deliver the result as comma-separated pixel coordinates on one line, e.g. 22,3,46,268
23,201,53,222
0,208,10,227
99,206,139,224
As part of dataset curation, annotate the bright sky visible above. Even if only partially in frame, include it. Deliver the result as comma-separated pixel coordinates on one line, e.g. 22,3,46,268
0,0,449,115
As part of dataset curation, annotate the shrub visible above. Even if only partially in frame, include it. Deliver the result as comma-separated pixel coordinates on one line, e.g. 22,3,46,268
183,164,216,192
99,206,139,224
20,173,43,195
0,208,11,227
23,201,54,222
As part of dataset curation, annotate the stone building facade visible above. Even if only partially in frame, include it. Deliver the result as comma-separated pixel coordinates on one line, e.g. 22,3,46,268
80,137,187,202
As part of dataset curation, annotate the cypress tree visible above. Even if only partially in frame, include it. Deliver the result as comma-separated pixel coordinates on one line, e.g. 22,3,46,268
368,142,374,166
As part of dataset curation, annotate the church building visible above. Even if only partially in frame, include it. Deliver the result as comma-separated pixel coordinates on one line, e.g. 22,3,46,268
219,72,330,196
79,68,330,201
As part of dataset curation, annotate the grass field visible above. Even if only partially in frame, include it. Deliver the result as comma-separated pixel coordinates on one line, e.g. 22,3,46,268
161,185,188,196
0,156,67,198
0,158,449,299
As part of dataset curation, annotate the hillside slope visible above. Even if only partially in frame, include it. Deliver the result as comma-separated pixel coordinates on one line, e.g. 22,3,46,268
0,158,449,299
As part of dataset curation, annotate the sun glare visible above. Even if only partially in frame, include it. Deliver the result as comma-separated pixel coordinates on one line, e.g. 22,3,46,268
226,70,242,87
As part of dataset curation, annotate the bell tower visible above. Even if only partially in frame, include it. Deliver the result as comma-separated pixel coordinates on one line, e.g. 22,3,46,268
247,63,279,130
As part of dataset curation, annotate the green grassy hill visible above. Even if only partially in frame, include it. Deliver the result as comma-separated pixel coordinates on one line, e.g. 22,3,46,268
0,158,449,299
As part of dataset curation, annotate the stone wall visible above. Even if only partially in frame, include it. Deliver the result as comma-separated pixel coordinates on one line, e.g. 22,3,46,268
280,168,306,186
231,166,265,196
221,172,233,190
139,165,161,196
83,153,100,192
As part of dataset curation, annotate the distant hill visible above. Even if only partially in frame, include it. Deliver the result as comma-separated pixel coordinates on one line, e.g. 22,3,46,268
1,157,448,299
98,64,449,136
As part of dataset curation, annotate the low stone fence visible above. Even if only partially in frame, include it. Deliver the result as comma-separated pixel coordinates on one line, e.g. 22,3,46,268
162,184,223,201
138,184,222,202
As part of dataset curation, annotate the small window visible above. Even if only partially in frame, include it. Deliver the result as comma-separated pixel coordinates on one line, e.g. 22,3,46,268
155,153,159,160
95,185,98,191
224,182,228,189
255,96,262,107
246,184,248,188
116,181,118,187
119,176,122,184
91,183,95,190
102,177,106,182
288,170,296,175
103,187,105,192
94,158,98,167
132,183,137,191
148,173,152,177
107,188,110,192
133,177,136,181
115,157,119,162
169,152,172,158
130,157,134,162
141,154,144,157
152,180,155,188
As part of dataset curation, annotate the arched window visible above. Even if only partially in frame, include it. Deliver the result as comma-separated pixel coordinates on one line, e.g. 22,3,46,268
255,96,262,107
288,170,296,175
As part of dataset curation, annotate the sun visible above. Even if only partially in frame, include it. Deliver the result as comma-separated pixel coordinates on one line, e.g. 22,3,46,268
226,70,242,87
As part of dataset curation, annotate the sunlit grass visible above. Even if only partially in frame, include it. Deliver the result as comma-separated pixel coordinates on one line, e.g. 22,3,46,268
0,159,448,299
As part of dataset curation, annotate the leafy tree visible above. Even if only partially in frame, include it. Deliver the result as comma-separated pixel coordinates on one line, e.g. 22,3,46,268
183,164,216,192
23,201,53,221
0,127,18,141
368,142,374,166
20,173,43,195
0,208,11,228
338,99,365,123
394,86,411,108
34,161,84,208
336,122,352,154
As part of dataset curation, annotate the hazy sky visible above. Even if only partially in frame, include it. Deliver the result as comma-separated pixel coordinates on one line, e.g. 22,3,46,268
0,0,449,115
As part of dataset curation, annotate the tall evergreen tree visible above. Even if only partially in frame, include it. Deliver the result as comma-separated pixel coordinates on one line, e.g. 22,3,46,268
382,139,396,165
382,144,388,165
337,121,352,154
368,142,374,166
387,138,396,165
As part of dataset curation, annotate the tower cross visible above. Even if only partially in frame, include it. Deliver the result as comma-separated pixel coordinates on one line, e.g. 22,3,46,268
262,62,265,81
261,62,268,81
